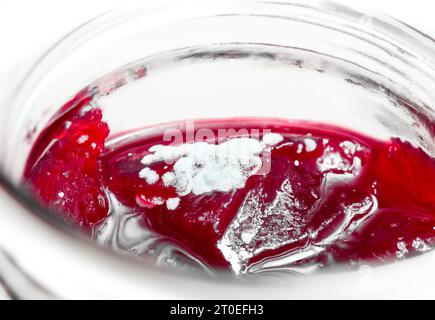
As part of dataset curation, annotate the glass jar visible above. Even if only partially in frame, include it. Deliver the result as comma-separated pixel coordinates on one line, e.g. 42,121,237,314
0,0,434,298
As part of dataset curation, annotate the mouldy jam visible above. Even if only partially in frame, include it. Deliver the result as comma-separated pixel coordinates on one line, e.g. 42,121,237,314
24,91,435,275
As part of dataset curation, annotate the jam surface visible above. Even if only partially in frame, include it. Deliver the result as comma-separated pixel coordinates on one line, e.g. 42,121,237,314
24,93,435,274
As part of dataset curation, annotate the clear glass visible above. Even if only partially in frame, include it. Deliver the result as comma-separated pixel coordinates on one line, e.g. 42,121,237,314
0,0,434,298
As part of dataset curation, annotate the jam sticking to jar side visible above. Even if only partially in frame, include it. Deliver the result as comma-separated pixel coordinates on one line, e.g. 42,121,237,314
24,95,435,274
24,92,110,229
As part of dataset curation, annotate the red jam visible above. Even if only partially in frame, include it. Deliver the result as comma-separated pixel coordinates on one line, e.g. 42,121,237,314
24,93,435,272
24,91,110,228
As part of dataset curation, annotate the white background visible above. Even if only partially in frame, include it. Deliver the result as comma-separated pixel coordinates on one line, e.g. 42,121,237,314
0,0,434,299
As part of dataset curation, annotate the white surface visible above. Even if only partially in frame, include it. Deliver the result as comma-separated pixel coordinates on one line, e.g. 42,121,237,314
0,0,434,299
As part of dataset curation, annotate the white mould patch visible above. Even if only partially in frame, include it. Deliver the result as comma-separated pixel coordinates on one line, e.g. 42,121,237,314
166,197,180,210
340,140,357,155
261,133,284,146
139,167,159,185
139,133,283,210
304,138,317,152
